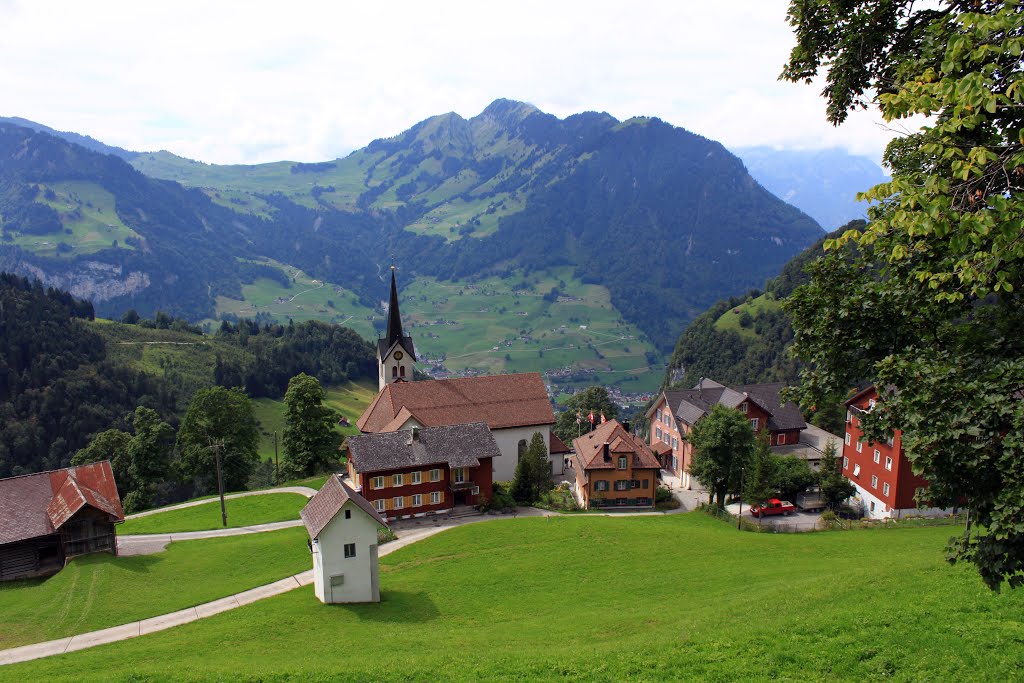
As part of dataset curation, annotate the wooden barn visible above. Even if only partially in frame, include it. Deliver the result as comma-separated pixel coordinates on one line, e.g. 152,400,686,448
0,461,124,581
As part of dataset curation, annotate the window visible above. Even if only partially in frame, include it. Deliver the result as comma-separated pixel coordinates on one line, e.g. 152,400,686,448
870,501,876,512
883,483,890,496
871,475,878,489
750,418,759,430
853,464,861,477
471,486,480,495
856,441,863,453
868,398,876,410
656,409,662,422
614,480,629,491
740,402,748,413
617,456,627,470
344,509,351,520
393,473,403,487
594,481,609,492
391,366,397,378
412,471,422,484
344,543,356,559
412,494,422,507
886,435,895,447
642,479,649,488
399,365,405,377
663,413,669,425
777,433,786,446
885,456,893,471
374,499,385,512
616,498,628,506
630,479,640,489
517,439,527,461
430,469,441,482
873,449,881,464
454,468,466,483
393,496,404,510
844,433,851,446
372,476,385,490
843,456,849,469
431,491,441,504
672,437,678,449
656,427,662,440
846,410,852,423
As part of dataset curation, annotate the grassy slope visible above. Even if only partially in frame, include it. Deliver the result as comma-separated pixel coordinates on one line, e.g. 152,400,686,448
0,527,309,651
712,292,782,340
252,380,376,460
4,514,1022,682
117,494,308,534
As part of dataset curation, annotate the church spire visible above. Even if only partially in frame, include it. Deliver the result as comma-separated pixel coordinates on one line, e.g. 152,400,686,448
386,264,405,348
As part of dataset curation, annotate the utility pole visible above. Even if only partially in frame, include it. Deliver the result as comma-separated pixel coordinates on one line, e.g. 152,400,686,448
211,439,227,528
274,431,279,485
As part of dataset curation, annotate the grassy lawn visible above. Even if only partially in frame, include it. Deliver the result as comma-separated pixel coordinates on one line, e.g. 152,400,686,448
118,494,308,534
0,527,310,651
4,514,1022,681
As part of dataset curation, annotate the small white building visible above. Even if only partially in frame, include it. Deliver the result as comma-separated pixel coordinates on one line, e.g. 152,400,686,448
300,475,390,604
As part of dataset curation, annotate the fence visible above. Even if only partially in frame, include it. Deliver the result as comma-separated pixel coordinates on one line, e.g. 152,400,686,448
699,505,967,534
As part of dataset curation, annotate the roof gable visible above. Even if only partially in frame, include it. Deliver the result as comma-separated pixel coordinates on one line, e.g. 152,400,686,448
300,475,388,539
357,373,554,433
348,422,501,474
571,420,660,471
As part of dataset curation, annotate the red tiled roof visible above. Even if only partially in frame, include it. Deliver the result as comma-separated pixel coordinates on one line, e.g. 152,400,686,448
651,441,672,456
0,461,124,546
571,420,661,472
357,373,555,433
300,475,388,539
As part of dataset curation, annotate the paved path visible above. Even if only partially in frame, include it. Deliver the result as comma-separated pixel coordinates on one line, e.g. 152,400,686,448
0,502,691,666
125,486,317,520
117,520,307,556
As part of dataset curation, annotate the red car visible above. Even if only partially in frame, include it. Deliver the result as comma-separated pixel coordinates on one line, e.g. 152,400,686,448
749,498,796,518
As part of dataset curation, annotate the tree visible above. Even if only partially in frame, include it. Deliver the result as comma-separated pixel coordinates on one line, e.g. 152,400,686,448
781,1,1024,589
553,386,618,444
770,455,815,502
744,432,777,512
71,428,131,489
177,387,259,494
688,405,755,508
818,440,856,511
282,373,340,478
524,431,551,500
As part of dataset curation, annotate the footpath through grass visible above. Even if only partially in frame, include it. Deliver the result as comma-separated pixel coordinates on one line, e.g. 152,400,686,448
118,493,308,535
4,513,1022,682
0,527,310,651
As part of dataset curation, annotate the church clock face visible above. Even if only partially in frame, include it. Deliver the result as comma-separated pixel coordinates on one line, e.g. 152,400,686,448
394,351,404,361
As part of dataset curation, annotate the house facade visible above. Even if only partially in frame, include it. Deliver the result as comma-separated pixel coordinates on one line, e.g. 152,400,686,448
301,475,389,603
571,420,661,509
347,422,499,520
0,461,124,581
647,379,807,489
842,386,949,519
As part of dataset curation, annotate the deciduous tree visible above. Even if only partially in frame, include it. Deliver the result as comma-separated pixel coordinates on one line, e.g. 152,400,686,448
177,387,259,494
688,405,755,508
282,373,340,478
781,0,1024,588
554,386,618,444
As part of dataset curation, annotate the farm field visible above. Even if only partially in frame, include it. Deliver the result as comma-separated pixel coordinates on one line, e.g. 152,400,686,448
3,513,1021,681
252,380,376,461
0,527,309,651
117,493,308,534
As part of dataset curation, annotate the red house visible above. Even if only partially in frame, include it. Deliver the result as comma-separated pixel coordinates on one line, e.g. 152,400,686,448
646,379,807,489
842,386,948,519
0,461,124,581
346,422,498,520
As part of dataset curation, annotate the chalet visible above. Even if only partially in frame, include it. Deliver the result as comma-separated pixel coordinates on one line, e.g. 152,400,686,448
347,422,499,519
571,420,661,509
359,266,557,481
301,475,389,603
842,386,949,519
647,379,807,489
0,461,124,581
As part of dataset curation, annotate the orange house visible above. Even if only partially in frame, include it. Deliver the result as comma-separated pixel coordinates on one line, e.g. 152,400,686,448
571,420,661,509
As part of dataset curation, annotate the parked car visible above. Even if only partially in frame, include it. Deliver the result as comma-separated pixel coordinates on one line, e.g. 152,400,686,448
796,490,826,512
749,498,796,518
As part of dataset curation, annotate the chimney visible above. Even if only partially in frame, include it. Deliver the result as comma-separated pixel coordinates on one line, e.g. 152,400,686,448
623,420,631,433
411,426,420,441
603,442,610,461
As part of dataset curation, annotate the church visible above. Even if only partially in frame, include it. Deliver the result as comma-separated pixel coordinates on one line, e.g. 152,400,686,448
354,266,566,483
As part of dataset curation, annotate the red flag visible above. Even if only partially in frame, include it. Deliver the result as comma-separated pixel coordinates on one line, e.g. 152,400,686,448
588,410,595,424
575,411,582,425
600,412,607,424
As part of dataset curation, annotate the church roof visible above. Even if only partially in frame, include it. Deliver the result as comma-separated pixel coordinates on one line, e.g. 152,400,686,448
379,267,416,361
357,373,555,433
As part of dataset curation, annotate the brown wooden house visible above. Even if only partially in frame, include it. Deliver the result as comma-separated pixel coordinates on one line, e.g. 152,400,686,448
0,461,124,581
571,420,661,509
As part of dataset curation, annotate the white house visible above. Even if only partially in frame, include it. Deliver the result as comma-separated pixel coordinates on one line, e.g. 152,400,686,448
300,475,390,604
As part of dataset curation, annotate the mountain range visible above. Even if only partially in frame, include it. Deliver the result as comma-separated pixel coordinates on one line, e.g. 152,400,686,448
1,101,824,386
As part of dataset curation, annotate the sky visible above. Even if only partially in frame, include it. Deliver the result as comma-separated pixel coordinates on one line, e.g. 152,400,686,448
0,1,907,166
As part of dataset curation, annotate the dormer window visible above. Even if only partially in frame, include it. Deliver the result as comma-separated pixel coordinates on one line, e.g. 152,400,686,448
617,456,627,470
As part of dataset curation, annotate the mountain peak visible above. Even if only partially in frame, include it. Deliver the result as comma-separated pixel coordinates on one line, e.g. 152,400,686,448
476,99,540,126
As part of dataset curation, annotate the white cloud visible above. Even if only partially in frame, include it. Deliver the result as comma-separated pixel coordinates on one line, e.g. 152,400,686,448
0,0,901,165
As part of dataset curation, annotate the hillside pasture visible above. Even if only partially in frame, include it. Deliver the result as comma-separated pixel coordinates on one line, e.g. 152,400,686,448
2,513,1020,681
713,292,783,340
117,493,308,534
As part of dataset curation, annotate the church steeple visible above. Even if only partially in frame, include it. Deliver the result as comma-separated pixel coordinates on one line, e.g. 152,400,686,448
377,263,415,390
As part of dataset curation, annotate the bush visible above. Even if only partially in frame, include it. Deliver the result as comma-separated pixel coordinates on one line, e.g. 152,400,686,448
479,482,517,513
377,526,397,544
655,486,674,504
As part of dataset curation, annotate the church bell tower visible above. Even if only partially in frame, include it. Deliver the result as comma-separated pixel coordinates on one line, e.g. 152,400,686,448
377,265,416,390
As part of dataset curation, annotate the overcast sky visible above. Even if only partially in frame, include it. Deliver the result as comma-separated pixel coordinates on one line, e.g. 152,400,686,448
0,1,905,166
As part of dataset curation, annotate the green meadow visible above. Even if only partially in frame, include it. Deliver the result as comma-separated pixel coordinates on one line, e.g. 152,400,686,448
0,528,310,651
2,513,1020,681
117,494,308,535
713,292,783,340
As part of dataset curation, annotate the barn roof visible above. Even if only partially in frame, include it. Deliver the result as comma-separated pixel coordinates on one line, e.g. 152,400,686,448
0,461,124,546
300,475,388,540
357,373,554,433
347,422,500,474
